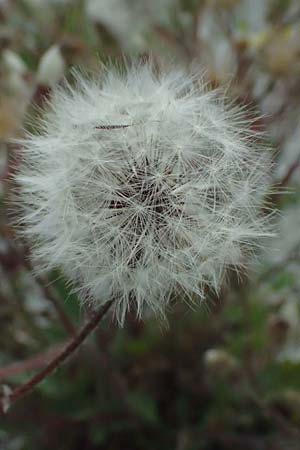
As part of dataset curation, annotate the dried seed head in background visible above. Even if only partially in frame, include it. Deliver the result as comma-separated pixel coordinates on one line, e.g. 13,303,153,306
16,62,273,324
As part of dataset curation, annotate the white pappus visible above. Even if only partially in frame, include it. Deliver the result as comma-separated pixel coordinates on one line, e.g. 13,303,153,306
16,62,274,324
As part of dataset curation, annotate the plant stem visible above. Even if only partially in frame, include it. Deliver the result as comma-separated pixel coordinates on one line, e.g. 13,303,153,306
0,299,114,414
279,159,300,189
0,344,65,381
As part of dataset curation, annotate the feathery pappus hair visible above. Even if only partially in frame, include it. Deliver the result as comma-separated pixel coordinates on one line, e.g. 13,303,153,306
16,62,274,324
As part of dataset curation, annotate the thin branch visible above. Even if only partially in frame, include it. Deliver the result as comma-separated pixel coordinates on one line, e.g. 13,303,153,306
0,344,65,381
279,159,300,188
256,243,300,285
267,158,300,207
0,299,114,414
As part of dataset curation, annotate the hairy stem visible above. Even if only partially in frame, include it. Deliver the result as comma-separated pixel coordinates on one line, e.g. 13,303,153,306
0,299,114,414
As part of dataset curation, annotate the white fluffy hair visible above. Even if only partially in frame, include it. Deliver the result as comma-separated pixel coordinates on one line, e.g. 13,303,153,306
16,62,273,324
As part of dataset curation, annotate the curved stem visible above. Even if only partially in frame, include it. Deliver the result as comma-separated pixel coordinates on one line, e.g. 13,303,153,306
0,299,114,414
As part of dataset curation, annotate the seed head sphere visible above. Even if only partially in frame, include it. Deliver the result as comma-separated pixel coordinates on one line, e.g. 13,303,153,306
17,63,272,324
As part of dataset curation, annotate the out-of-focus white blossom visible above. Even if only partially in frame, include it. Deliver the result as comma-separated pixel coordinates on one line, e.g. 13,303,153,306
197,7,237,83
0,51,31,136
36,45,66,87
0,50,29,98
16,62,273,324
203,348,238,373
2,49,27,75
86,0,175,51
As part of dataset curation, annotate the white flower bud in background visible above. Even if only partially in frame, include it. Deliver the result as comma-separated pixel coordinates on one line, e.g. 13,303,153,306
86,0,174,52
203,348,239,375
0,49,29,98
36,45,66,87
0,50,32,142
16,62,273,324
196,7,237,84
2,49,27,75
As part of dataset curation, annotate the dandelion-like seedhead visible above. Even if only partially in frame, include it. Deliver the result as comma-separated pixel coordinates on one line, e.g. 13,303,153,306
17,63,273,324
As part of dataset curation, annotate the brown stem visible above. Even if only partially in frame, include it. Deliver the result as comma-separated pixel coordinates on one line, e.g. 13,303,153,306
266,159,300,209
0,299,114,414
279,159,300,188
0,344,65,381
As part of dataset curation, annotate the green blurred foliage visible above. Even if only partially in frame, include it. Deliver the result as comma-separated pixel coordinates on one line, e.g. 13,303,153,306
1,0,300,449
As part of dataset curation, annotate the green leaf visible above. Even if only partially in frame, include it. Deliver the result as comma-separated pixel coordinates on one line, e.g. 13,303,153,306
127,392,159,424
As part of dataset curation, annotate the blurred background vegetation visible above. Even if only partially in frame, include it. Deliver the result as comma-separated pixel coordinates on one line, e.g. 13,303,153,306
1,0,300,448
